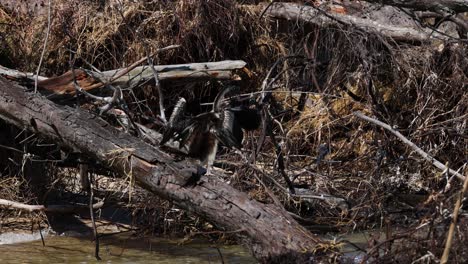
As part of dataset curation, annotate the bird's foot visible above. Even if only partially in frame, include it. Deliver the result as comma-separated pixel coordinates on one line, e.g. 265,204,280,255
205,168,213,176
182,166,205,187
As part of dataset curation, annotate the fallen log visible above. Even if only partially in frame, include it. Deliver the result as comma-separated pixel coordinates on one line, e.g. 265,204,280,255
257,2,447,42
0,65,47,82
0,60,246,96
0,76,323,262
362,0,468,13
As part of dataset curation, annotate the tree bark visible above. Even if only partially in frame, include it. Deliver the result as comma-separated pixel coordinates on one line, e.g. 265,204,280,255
0,76,322,262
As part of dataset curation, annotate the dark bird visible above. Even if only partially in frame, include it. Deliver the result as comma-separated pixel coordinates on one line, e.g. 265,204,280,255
160,86,261,174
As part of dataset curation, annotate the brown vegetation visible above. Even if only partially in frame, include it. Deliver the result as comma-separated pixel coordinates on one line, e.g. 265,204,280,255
0,0,467,263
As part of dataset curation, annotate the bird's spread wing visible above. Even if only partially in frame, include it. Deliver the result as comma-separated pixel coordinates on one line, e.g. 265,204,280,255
160,98,188,146
175,120,198,148
168,98,186,126
213,109,242,149
213,86,239,112
161,87,261,156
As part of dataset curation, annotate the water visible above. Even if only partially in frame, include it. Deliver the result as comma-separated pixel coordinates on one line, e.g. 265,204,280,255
0,232,256,263
0,228,387,263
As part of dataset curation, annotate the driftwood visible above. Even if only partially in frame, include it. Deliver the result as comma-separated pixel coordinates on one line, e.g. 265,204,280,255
0,198,104,213
258,2,448,42
0,76,322,262
0,65,47,82
97,60,246,85
0,60,246,96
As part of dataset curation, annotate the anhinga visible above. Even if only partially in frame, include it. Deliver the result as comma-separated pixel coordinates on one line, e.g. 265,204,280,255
160,86,261,174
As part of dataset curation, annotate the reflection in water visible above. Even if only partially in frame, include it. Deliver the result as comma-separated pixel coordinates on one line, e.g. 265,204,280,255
0,229,51,245
0,232,256,264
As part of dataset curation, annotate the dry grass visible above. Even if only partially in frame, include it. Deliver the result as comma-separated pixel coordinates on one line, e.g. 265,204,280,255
1,0,467,261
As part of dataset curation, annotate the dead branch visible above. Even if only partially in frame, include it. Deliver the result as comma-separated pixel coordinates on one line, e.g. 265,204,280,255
34,0,51,93
146,51,166,123
0,198,104,213
97,60,246,87
353,111,466,181
0,60,246,97
87,173,101,260
1,60,245,98
440,166,468,263
257,2,447,42
0,65,47,81
87,44,180,92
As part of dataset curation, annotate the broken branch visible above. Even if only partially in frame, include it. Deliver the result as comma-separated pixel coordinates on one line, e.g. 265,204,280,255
0,198,104,213
353,111,466,181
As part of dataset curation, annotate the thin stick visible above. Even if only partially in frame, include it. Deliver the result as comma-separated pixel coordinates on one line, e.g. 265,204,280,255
147,54,166,123
353,111,466,181
37,220,46,247
215,247,225,264
251,170,283,208
440,168,468,264
34,0,52,93
88,173,102,260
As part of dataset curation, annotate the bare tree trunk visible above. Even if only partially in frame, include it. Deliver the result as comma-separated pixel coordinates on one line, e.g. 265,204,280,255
0,76,322,262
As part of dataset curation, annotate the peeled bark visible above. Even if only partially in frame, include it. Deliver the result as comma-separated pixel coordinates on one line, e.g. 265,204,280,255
0,76,322,262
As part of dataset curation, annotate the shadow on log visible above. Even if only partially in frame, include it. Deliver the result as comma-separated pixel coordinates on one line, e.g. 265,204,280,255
0,76,323,262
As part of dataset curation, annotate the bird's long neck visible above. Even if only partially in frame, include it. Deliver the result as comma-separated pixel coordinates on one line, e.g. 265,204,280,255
205,138,218,175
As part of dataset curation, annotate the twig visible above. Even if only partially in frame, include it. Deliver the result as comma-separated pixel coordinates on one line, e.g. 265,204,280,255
411,251,435,264
34,0,52,93
0,143,25,154
88,173,101,260
215,247,225,264
440,168,468,264
251,169,283,207
353,111,466,181
253,106,295,193
71,67,124,115
265,107,295,194
70,56,140,133
259,0,276,20
227,159,347,207
362,228,420,263
37,220,46,247
259,56,302,102
146,51,166,123
268,126,296,194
